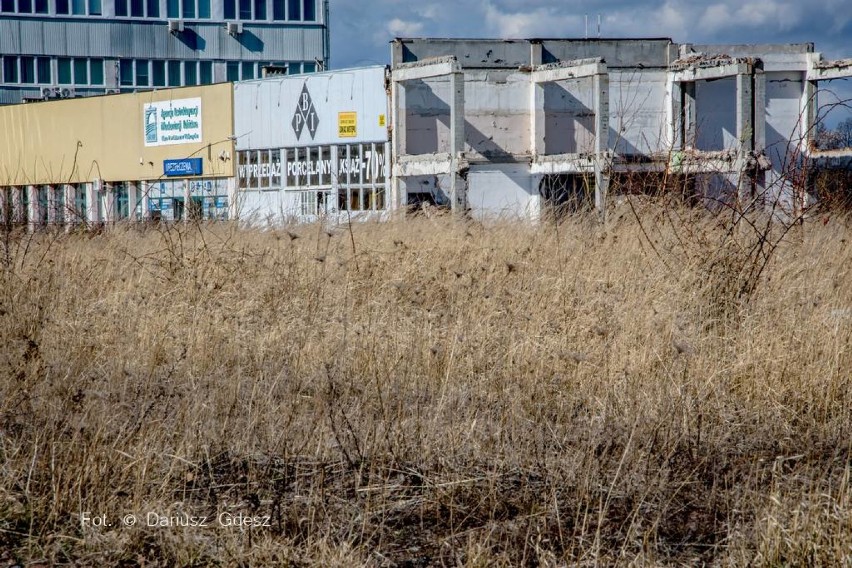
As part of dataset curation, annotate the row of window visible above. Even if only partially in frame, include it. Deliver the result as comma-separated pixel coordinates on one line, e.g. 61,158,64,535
1,56,317,86
2,56,104,85
1,0,317,19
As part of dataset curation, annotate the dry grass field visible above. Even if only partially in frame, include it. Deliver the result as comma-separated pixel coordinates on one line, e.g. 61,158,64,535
0,201,850,566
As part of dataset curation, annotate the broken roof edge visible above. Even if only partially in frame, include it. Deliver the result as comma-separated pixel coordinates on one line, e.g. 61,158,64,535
391,37,674,43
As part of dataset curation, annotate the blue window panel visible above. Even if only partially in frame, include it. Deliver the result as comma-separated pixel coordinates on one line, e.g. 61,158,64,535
146,0,158,16
119,59,134,85
199,61,212,84
57,58,71,84
152,60,166,86
302,0,313,20
197,0,208,18
90,59,104,85
223,0,234,18
286,0,298,19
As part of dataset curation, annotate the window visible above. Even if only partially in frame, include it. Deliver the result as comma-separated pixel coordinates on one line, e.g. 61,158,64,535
2,57,18,83
115,0,126,15
58,58,71,84
88,0,101,14
302,0,313,20
55,0,67,13
0,0,14,12
152,60,165,86
287,0,298,19
34,0,47,12
18,0,31,13
146,0,158,16
57,58,102,86
36,57,50,83
223,0,234,18
169,0,209,18
184,62,196,85
199,61,212,84
253,0,264,19
226,62,239,82
73,59,88,85
167,60,181,86
271,0,282,19
238,0,249,18
120,59,133,86
20,57,35,84
241,61,254,80
135,59,149,86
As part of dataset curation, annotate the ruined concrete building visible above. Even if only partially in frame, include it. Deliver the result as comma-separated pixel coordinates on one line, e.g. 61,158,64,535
390,38,852,219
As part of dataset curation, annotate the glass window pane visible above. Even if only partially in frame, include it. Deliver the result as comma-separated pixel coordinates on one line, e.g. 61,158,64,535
238,0,249,19
165,0,177,17
20,57,35,84
115,0,127,15
18,0,32,13
87,0,100,14
184,62,196,85
119,59,133,85
0,0,14,12
36,57,50,83
198,0,208,17
130,0,142,16
135,59,149,86
302,61,315,73
90,58,103,85
241,61,253,80
146,0,158,16
57,58,71,84
2,57,18,83
253,0,264,19
287,0,298,19
34,0,47,11
73,58,88,84
167,60,181,86
223,0,234,18
152,60,165,86
199,60,212,84
271,0,282,19
181,0,193,18
55,0,68,12
226,61,239,82
302,0,313,20
71,0,85,14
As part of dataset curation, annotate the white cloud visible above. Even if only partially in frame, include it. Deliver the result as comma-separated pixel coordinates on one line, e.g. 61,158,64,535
483,2,581,38
386,17,424,37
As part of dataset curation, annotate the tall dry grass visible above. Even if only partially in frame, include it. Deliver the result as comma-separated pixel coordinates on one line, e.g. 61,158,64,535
0,202,850,566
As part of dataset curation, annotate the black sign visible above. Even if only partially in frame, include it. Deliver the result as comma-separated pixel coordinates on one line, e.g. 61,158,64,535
292,83,319,140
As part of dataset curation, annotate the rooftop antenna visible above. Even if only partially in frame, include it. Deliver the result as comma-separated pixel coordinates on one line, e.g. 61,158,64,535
584,14,588,39
597,14,601,38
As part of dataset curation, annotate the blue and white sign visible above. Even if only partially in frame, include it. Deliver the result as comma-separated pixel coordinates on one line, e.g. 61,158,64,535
143,97,203,147
164,158,203,176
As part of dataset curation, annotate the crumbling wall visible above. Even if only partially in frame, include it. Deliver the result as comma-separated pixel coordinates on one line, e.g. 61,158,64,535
463,70,530,159
609,69,670,155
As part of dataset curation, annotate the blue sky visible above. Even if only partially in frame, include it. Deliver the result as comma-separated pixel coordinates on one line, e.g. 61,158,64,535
329,0,852,69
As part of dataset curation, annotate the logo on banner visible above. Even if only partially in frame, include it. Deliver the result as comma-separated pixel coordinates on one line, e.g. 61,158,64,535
292,82,319,140
144,106,158,144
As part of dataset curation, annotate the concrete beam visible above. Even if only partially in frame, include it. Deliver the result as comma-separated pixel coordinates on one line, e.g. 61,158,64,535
393,153,462,177
392,57,462,83
530,154,598,175
807,59,852,81
670,62,752,83
531,58,606,83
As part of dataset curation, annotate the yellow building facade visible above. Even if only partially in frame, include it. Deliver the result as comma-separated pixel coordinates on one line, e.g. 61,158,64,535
0,83,234,228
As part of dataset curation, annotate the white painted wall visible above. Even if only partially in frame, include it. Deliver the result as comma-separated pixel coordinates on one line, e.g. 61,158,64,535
609,70,670,155
695,77,738,151
466,164,538,220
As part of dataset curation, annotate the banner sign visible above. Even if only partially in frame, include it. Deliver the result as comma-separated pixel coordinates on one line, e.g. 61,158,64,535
144,98,203,147
164,158,203,176
338,112,357,138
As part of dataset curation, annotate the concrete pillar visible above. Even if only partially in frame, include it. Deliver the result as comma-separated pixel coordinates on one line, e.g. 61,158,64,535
0,188,7,226
11,187,23,225
683,82,697,149
390,78,404,211
183,179,191,223
448,71,466,214
801,78,817,153
753,70,767,206
140,183,151,221
531,81,545,157
63,184,75,228
86,183,97,225
736,72,755,205
127,182,138,222
593,71,610,220
46,186,58,225
26,185,39,232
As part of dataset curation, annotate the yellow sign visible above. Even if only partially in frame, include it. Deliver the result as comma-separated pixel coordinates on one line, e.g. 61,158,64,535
338,112,357,138
378,114,386,127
